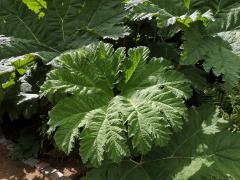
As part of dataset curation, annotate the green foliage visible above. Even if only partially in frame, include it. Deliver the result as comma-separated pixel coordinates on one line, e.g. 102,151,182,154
0,0,130,108
128,0,240,90
0,0,129,56
41,42,191,167
1,0,240,179
222,83,240,132
84,105,240,179
0,0,130,120
0,62,49,121
0,0,130,122
9,136,40,160
181,25,240,90
127,0,213,28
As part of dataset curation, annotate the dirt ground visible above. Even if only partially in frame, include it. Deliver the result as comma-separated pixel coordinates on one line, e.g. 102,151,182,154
0,144,48,180
0,143,83,180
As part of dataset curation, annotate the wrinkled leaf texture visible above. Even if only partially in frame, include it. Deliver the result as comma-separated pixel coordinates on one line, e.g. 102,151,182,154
0,0,130,60
41,42,192,167
127,0,240,91
84,105,240,180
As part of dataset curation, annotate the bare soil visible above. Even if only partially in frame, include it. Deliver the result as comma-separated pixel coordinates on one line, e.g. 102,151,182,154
0,144,83,180
40,156,83,179
0,144,48,180
0,124,83,180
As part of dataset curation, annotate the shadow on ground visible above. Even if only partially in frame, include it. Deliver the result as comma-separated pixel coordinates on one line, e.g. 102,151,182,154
0,144,48,180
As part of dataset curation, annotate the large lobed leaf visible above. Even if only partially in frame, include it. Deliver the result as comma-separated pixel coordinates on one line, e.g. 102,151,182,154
41,43,122,97
41,42,191,167
126,0,240,91
181,25,240,90
182,1,240,90
207,1,240,59
85,104,240,179
0,0,131,123
0,0,130,60
0,36,49,60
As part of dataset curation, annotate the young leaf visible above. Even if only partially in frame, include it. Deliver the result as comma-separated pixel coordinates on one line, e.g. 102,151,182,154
184,0,191,11
21,0,47,18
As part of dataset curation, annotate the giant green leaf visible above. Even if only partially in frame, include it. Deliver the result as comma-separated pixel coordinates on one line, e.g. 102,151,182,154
0,0,130,57
63,0,130,48
184,0,191,11
0,36,48,60
209,1,240,63
127,0,240,91
85,105,240,179
217,30,240,56
190,0,240,33
181,26,240,90
41,43,123,97
41,42,191,167
180,1,240,91
191,1,240,56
